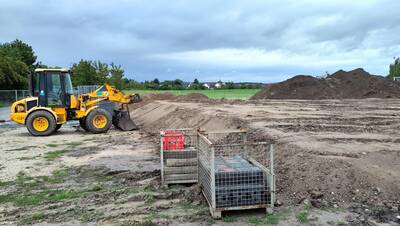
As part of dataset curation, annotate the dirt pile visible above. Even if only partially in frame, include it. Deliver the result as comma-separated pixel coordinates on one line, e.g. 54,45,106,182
175,93,209,102
146,92,177,100
251,68,400,100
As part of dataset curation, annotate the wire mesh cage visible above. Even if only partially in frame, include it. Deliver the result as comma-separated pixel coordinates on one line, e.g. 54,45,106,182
160,128,198,186
197,130,275,218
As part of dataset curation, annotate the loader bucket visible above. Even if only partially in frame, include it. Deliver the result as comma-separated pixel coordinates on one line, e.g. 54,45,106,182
113,108,138,131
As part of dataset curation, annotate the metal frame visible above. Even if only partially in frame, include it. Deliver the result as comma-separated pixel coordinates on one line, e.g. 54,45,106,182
160,128,198,186
197,130,275,218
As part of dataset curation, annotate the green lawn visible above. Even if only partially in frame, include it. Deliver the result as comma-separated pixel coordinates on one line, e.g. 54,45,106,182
124,89,260,100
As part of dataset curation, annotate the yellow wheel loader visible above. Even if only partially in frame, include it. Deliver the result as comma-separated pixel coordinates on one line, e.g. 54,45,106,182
10,68,140,136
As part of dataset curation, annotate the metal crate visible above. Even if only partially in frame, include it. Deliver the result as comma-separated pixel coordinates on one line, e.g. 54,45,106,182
197,130,275,218
161,128,198,186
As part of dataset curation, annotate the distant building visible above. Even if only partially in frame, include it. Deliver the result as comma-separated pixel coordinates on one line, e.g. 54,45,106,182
214,80,225,88
394,77,400,82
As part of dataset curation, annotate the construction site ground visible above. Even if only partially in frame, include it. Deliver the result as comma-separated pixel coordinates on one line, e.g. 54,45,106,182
0,97,399,225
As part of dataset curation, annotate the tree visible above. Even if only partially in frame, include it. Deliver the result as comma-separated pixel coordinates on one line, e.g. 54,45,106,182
224,82,236,89
0,39,37,67
189,78,205,89
71,60,99,86
109,63,125,89
93,61,109,84
173,79,184,89
0,55,29,89
0,39,36,89
388,57,400,80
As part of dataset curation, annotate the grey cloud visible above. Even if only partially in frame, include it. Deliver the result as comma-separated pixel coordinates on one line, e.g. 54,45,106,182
0,0,399,82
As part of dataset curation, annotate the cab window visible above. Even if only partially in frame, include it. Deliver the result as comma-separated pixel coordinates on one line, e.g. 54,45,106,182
46,73,63,106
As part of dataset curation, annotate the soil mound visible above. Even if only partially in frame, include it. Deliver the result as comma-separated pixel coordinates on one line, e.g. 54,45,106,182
251,68,400,100
146,92,177,100
176,93,209,102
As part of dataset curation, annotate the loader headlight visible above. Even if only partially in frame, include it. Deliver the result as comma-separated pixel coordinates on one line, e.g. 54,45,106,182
16,104,25,112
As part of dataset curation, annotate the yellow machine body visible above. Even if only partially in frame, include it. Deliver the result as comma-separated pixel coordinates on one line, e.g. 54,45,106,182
10,68,140,136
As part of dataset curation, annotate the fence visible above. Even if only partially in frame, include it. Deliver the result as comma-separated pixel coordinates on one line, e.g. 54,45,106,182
160,128,199,186
75,85,100,96
0,90,29,106
197,129,275,218
0,85,101,107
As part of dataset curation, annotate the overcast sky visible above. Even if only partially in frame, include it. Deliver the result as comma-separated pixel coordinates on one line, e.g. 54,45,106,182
1,0,399,82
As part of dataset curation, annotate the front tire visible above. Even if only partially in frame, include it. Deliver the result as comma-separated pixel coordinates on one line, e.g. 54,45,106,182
85,108,112,134
26,110,57,136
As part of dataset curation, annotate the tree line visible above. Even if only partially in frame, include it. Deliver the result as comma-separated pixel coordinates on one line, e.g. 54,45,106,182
3,39,397,91
388,57,400,80
0,39,262,90
0,39,130,90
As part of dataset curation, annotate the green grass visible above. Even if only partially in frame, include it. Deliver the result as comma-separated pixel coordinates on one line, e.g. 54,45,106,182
0,189,80,206
296,210,309,223
336,222,348,226
20,212,46,225
46,143,58,148
223,215,239,222
177,200,194,209
265,214,280,224
42,169,69,183
31,212,46,221
124,89,260,100
44,149,67,159
65,141,84,148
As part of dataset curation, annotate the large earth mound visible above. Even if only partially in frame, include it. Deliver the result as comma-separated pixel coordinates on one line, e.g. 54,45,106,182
251,68,400,100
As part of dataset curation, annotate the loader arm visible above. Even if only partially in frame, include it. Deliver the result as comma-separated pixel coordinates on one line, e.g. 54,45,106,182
90,84,134,104
78,84,140,131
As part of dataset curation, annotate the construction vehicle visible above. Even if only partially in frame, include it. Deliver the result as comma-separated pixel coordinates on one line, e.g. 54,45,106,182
10,68,140,136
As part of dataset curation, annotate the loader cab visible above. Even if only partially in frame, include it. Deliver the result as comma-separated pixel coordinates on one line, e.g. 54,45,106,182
30,68,74,108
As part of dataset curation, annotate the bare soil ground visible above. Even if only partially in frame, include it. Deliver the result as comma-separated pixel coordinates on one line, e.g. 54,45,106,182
133,98,400,225
0,97,399,225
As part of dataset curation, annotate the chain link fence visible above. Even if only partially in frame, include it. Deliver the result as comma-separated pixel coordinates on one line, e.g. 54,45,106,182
0,85,101,107
0,90,29,107
75,85,100,96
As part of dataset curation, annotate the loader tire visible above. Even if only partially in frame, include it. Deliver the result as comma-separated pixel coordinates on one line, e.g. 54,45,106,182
26,110,57,136
79,118,89,131
85,108,112,134
55,124,62,132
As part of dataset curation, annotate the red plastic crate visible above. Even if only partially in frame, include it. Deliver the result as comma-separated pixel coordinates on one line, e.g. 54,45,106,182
162,131,185,150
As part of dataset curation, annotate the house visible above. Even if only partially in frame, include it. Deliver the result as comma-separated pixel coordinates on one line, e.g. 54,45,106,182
394,77,400,82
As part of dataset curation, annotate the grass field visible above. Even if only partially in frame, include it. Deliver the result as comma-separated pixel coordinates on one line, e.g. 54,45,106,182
124,89,260,100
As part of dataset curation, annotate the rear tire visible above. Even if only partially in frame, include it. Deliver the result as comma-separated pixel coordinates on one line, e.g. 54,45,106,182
85,108,112,134
79,118,89,131
55,124,62,132
26,110,57,136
